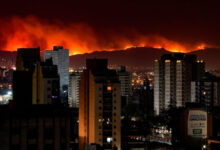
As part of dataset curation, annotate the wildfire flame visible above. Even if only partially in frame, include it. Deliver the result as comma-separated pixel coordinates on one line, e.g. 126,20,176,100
0,16,207,55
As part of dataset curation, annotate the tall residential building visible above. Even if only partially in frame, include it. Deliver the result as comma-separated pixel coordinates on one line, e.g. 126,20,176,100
14,48,60,105
69,72,81,107
13,48,41,105
191,72,220,107
0,105,73,150
79,59,121,150
16,48,41,71
117,66,132,105
44,46,69,102
32,58,60,104
154,53,205,115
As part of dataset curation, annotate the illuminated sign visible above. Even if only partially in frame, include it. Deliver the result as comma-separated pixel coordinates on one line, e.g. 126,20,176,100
187,110,207,138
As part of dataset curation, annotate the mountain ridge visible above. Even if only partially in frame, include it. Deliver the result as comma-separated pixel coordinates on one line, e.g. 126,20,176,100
0,47,220,70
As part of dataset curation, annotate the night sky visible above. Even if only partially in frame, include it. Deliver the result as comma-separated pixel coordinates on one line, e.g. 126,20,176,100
0,0,220,54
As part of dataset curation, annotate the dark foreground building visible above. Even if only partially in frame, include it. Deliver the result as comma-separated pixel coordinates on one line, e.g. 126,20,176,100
0,104,75,150
1,47,77,150
169,104,220,149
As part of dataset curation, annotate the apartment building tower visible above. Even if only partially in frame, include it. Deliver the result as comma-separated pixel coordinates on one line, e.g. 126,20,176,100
79,59,121,150
154,53,205,115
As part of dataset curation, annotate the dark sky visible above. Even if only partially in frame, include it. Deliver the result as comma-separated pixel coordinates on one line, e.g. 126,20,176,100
0,0,220,49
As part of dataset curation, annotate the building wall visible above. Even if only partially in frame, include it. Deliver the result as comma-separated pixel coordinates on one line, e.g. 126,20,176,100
89,72,96,145
32,62,44,104
9,111,71,150
118,70,132,97
164,60,171,109
32,63,59,104
190,82,197,103
153,54,205,115
214,82,220,106
191,81,220,107
79,67,121,150
69,73,81,107
44,48,69,93
113,83,121,150
79,71,89,150
154,60,160,115
176,60,183,107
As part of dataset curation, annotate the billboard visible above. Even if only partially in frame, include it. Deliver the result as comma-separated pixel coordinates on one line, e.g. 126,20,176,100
187,110,207,138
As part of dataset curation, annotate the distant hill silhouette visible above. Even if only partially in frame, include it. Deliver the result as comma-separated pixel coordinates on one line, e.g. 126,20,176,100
70,47,170,69
70,47,220,70
1,47,220,70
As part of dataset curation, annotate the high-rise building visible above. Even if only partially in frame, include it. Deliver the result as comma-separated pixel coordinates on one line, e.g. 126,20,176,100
69,72,81,107
154,53,205,115
8,48,75,150
16,48,41,71
139,78,154,115
79,59,121,150
14,48,60,105
44,46,69,102
117,66,132,105
0,105,74,150
32,58,60,104
13,48,41,105
191,72,220,107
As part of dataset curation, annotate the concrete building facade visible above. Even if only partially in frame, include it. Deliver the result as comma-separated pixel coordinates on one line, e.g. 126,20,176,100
154,53,205,115
69,72,81,107
32,59,60,104
191,73,220,107
79,59,121,150
44,46,69,102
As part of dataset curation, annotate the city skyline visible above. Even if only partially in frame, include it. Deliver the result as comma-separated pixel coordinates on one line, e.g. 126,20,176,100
1,1,220,150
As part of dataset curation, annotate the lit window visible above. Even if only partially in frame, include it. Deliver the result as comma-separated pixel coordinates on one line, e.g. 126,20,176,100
8,84,12,89
165,60,171,63
107,137,113,143
107,86,112,91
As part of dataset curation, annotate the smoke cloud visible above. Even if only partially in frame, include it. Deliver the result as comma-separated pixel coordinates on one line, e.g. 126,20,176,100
0,16,207,55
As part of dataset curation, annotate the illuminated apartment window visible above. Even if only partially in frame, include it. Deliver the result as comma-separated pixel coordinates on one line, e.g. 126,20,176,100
107,137,113,143
107,86,112,91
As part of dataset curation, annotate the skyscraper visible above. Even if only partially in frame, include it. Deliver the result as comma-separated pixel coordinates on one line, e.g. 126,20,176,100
16,47,41,71
13,48,41,105
9,48,74,150
79,59,121,150
69,72,81,107
32,58,60,104
44,46,69,103
117,66,132,105
191,72,220,107
154,53,205,115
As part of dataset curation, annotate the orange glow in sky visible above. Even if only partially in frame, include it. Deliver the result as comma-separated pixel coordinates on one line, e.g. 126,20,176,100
0,16,207,55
